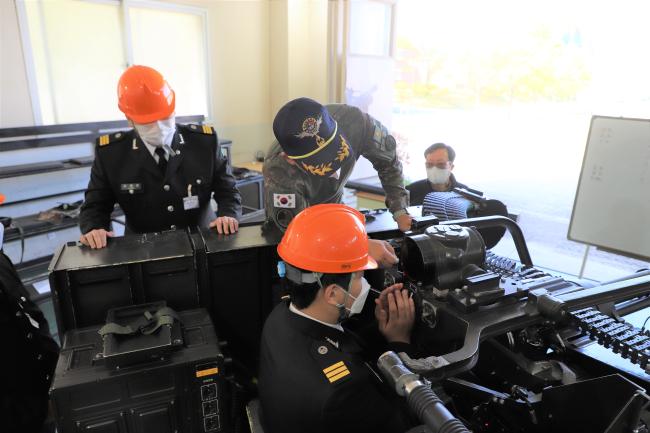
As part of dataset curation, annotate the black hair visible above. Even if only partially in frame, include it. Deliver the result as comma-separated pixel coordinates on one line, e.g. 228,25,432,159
424,142,456,162
287,269,353,309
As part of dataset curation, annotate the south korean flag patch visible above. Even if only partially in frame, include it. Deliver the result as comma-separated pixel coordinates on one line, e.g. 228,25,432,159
273,193,296,208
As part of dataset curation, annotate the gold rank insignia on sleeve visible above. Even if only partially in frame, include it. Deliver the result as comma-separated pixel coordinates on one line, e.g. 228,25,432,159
323,361,350,383
98,134,110,146
185,123,214,135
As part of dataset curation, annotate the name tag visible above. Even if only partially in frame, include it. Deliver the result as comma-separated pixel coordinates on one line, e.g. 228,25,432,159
183,195,199,210
120,183,143,194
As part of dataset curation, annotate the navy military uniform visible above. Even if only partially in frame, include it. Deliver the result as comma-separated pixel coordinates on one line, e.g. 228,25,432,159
259,301,414,433
80,124,241,234
406,173,472,206
264,101,409,231
0,251,59,433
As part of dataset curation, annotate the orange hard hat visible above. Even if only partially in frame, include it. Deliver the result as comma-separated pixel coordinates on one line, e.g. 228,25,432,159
0,194,4,205
117,65,175,124
277,204,377,274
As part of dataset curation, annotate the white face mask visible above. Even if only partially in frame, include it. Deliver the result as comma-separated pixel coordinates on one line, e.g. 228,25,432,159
427,166,451,185
350,277,371,315
0,223,4,250
336,277,371,320
134,116,176,147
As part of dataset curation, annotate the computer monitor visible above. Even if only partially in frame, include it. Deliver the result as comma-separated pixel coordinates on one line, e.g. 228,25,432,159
218,139,232,167
237,177,263,212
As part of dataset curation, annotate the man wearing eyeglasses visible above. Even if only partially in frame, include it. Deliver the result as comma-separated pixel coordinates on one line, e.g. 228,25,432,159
406,142,469,206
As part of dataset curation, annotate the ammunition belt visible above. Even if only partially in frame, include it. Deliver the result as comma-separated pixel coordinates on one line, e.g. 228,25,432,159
572,307,650,372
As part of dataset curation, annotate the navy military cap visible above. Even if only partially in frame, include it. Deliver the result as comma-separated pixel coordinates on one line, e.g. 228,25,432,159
273,97,352,176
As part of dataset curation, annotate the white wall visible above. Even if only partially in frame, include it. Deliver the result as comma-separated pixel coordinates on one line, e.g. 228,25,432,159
205,0,272,164
270,0,290,117
0,0,35,127
137,0,275,164
287,0,328,105
271,0,329,116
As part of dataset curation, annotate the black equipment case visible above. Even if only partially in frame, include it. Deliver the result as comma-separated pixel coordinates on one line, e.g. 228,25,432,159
50,308,229,433
48,226,281,373
48,230,206,336
198,226,281,372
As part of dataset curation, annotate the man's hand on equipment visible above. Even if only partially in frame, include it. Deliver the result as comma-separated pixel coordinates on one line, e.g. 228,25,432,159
79,229,114,249
368,239,398,268
375,283,415,344
396,213,413,232
209,216,239,235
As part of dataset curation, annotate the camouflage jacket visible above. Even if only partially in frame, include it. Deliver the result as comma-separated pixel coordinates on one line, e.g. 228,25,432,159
263,104,409,231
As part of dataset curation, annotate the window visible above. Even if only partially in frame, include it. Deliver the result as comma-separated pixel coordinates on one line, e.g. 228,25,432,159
347,0,650,280
345,0,397,180
348,1,393,57
128,4,209,118
394,0,650,280
18,0,210,124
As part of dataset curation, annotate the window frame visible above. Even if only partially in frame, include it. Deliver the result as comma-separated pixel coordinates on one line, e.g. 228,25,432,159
16,0,212,125
347,0,397,59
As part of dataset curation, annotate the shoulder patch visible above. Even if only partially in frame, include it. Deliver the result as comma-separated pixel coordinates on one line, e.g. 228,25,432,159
273,208,296,231
322,361,350,383
183,123,215,135
372,119,388,147
310,340,353,386
97,130,129,147
273,193,296,208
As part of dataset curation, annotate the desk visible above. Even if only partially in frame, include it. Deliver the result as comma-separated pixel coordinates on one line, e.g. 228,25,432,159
236,161,263,173
356,191,387,209
346,176,386,209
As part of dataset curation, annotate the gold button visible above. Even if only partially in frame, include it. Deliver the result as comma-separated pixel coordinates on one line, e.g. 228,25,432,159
115,132,122,139
167,205,174,212
163,184,170,191
170,225,176,230
196,179,202,185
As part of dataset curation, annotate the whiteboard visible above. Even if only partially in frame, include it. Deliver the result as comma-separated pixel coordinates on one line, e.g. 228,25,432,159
569,116,650,259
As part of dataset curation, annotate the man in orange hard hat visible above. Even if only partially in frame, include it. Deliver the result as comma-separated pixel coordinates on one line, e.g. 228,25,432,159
79,65,241,248
0,193,59,433
259,204,417,433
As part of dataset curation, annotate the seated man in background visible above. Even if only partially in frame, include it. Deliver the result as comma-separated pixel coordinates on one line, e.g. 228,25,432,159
79,65,241,249
0,193,59,433
407,143,509,249
259,204,417,433
407,142,470,205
